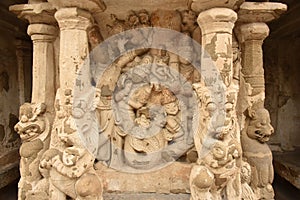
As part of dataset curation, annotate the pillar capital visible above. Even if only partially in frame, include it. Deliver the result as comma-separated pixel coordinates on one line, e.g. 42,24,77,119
27,24,58,42
9,2,56,24
191,0,242,13
55,8,92,31
197,8,237,35
237,2,287,23
48,0,106,14
236,22,269,44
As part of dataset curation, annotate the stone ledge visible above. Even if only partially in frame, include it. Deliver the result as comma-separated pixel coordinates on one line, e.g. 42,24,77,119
0,163,19,189
273,148,300,189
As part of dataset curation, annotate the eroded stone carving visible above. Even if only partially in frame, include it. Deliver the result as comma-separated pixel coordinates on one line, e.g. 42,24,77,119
191,83,242,200
10,0,288,198
241,104,274,199
92,9,199,172
14,103,50,199
39,88,103,200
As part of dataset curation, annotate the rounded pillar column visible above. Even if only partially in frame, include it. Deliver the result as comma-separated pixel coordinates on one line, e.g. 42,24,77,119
197,8,237,87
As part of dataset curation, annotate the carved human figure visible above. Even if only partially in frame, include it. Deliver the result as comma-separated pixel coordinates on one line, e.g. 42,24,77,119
14,103,50,199
241,160,258,200
126,10,140,29
137,9,150,27
180,10,202,45
241,106,275,199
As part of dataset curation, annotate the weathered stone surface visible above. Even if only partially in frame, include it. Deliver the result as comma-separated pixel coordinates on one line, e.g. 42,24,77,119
8,0,288,199
96,162,191,194
238,2,287,23
48,0,106,13
9,3,56,24
0,149,20,189
191,0,243,12
103,193,190,200
264,4,300,152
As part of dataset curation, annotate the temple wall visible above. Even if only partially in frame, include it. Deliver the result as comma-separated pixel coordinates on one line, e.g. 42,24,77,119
265,1,300,151
0,1,32,188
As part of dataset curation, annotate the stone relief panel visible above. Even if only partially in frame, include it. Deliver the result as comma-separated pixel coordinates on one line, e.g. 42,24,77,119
89,9,203,172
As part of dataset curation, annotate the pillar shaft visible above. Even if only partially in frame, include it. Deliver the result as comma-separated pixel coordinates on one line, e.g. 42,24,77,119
28,24,57,110
15,40,32,105
197,8,237,87
55,8,91,90
238,23,269,96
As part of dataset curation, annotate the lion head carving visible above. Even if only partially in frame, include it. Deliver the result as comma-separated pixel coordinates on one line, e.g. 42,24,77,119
246,107,274,143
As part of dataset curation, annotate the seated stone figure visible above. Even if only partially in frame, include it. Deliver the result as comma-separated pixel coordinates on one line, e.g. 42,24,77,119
241,105,275,200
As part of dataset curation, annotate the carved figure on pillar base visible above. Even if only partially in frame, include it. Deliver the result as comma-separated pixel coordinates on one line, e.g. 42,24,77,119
241,104,275,200
190,84,242,200
14,103,50,200
39,88,103,200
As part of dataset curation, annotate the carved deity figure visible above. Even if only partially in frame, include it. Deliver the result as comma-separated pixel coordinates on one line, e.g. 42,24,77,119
241,105,275,199
14,103,50,200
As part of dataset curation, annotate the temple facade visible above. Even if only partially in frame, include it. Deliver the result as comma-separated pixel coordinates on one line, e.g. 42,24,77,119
1,0,299,199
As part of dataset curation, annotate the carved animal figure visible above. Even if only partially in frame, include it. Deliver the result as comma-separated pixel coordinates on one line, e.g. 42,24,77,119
14,103,50,200
241,107,274,199
190,84,242,200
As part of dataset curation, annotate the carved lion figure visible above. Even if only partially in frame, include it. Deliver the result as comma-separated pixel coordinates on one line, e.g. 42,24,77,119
190,83,242,200
14,103,50,200
241,107,274,199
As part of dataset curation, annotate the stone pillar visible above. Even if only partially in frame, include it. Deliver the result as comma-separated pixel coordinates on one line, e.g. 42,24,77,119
39,1,106,199
10,3,58,200
238,23,269,97
190,6,242,200
28,24,57,110
197,8,237,87
235,2,287,99
10,3,57,112
54,8,91,90
235,3,287,199
15,40,32,105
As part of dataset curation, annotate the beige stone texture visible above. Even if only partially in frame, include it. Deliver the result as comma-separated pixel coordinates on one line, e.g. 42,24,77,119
96,162,191,194
238,2,287,23
8,0,289,199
